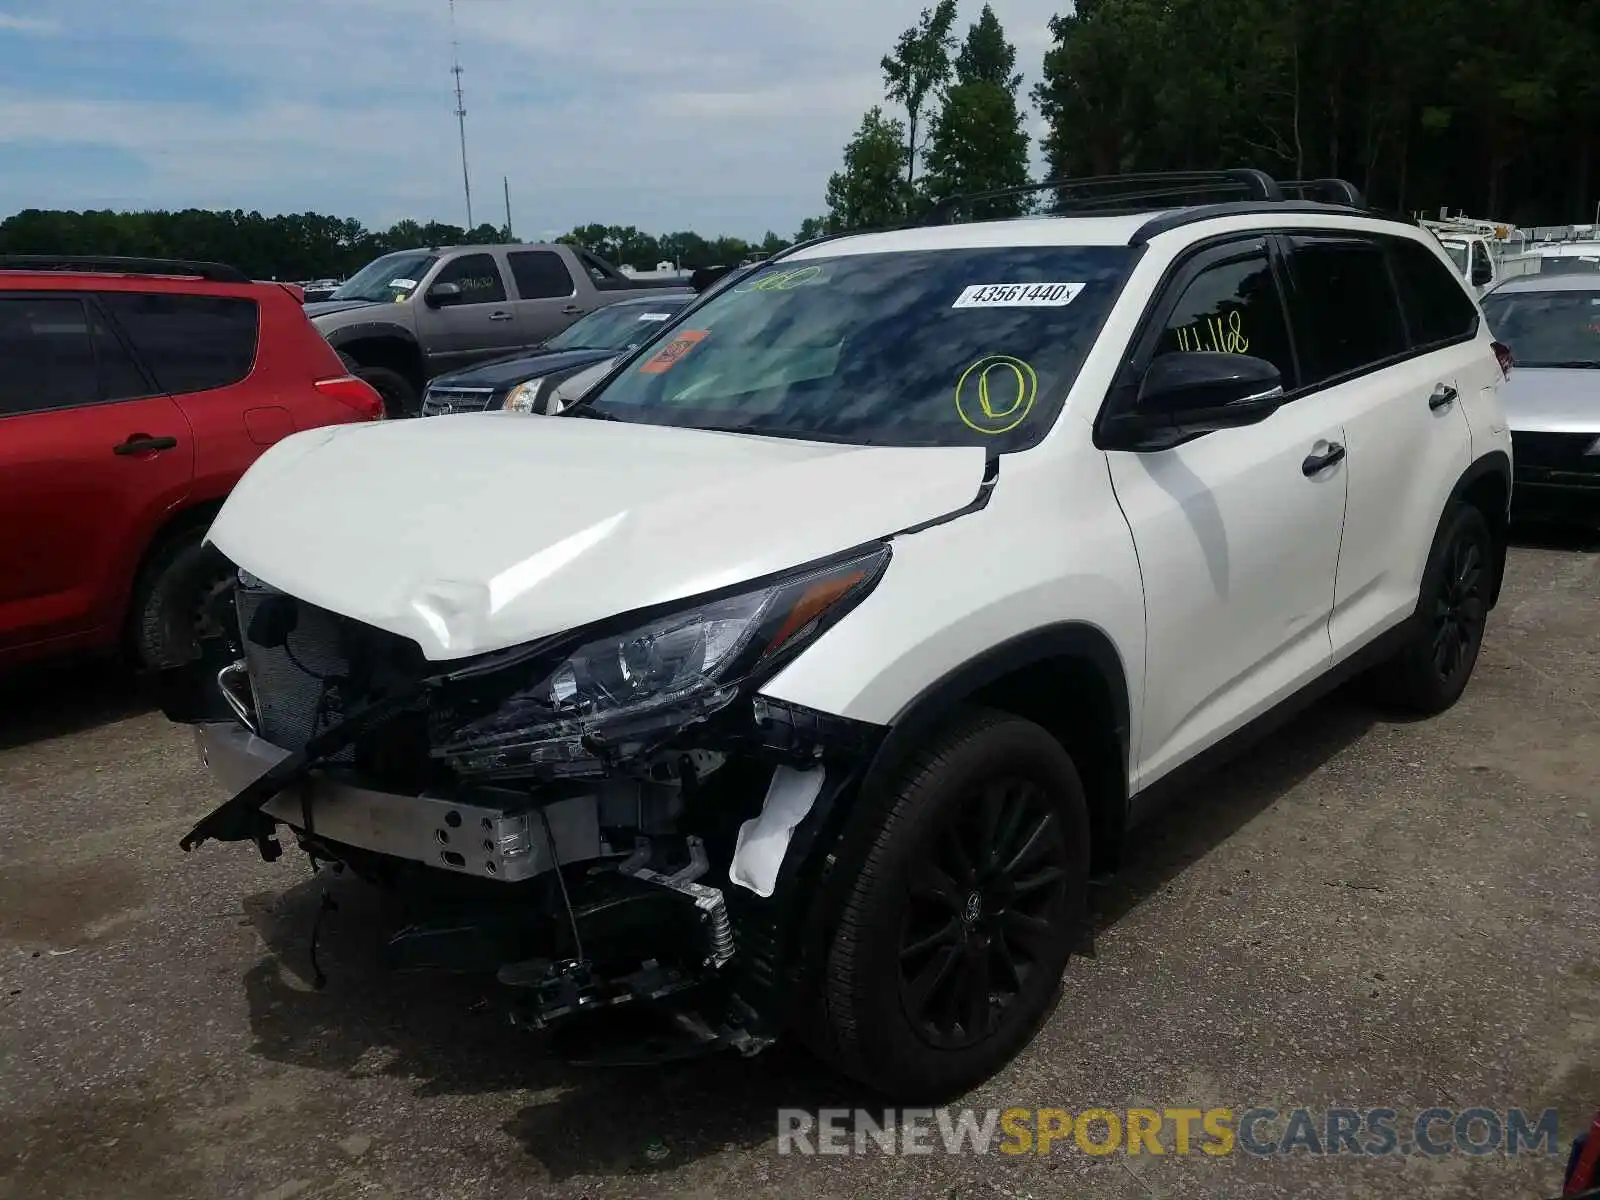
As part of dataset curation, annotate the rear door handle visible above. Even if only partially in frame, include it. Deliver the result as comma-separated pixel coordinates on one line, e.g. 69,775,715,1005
1302,442,1346,476
561,304,584,315
113,434,178,455
1429,384,1458,411
488,311,513,321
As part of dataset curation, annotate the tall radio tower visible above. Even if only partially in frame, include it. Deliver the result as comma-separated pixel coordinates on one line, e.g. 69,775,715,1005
449,0,473,229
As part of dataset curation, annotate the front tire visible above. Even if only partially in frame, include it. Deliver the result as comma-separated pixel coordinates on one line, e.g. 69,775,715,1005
339,354,418,418
820,708,1090,1100
1369,503,1494,714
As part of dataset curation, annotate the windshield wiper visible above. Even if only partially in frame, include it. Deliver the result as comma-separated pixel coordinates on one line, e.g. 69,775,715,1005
559,398,622,420
690,422,873,445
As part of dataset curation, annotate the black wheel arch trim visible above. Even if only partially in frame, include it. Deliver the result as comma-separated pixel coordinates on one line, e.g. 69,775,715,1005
1447,449,1512,608
868,622,1132,787
323,321,420,354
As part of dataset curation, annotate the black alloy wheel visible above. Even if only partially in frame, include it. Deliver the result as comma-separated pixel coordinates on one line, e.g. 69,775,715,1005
898,777,1071,1050
1431,528,1486,683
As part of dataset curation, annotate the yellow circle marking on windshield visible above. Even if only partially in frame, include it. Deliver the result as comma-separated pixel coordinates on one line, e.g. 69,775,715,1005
955,355,1038,435
738,265,825,293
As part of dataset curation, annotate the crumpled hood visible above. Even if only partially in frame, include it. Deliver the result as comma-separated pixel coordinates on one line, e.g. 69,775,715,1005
1501,368,1600,433
207,415,986,660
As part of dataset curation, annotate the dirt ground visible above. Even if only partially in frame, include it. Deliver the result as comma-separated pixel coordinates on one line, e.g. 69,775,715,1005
1,530,1596,1200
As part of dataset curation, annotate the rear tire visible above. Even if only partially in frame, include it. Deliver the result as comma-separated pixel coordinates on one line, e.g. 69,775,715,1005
819,708,1089,1101
1367,503,1494,714
128,531,234,670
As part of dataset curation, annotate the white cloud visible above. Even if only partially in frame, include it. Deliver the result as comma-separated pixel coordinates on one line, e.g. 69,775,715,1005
0,12,59,34
0,0,1069,239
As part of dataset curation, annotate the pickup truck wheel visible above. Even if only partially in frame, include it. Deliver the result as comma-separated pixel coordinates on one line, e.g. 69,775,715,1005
1368,502,1493,714
340,359,417,419
821,708,1089,1100
128,531,235,670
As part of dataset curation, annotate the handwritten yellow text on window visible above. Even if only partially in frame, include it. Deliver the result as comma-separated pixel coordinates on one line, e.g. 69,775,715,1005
1174,310,1249,354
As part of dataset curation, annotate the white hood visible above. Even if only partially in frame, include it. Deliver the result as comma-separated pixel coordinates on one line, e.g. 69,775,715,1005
208,413,985,660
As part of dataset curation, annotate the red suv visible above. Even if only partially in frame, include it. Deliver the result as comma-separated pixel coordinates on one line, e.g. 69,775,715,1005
0,256,383,671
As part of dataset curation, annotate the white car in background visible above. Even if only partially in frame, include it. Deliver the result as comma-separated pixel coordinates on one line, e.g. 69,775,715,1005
1482,274,1600,525
163,171,1512,1100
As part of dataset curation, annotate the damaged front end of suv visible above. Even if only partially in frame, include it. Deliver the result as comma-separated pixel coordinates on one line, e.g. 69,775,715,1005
161,545,892,1060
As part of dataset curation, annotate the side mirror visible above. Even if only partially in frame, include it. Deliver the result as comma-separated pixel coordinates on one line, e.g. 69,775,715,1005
1104,352,1284,449
425,281,463,308
1471,256,1494,288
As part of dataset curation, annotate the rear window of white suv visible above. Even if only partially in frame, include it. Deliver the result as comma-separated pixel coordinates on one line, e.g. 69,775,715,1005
578,245,1136,451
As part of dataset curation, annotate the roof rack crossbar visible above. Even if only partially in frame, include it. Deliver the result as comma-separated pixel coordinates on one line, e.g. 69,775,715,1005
921,169,1285,225
1279,178,1366,207
0,255,250,283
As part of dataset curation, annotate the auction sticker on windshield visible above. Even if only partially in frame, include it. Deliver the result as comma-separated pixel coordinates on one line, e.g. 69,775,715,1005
637,312,673,322
389,277,418,289
952,282,1085,309
639,329,709,374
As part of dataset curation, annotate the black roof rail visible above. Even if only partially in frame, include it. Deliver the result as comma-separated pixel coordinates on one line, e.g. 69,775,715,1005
921,169,1285,225
0,255,250,283
1129,197,1420,245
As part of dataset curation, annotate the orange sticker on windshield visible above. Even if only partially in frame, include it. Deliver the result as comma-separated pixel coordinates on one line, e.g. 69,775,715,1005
639,329,709,374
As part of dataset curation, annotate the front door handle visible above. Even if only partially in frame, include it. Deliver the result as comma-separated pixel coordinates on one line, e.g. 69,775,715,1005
1302,442,1346,476
1429,384,1458,411
561,304,584,315
113,434,178,456
487,311,513,321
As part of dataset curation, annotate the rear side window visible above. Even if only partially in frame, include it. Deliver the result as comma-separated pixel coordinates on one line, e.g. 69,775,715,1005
99,293,259,394
90,307,156,402
507,250,576,299
1386,237,1479,348
0,296,98,415
1283,237,1407,384
1153,250,1297,388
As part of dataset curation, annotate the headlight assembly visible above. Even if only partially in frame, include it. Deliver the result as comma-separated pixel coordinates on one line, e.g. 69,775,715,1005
503,378,546,413
432,544,890,778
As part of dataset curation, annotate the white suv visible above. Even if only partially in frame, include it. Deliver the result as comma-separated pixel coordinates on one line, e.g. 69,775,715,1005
166,172,1512,1101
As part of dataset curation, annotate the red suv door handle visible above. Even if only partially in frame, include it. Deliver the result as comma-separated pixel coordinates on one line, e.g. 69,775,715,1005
113,434,178,455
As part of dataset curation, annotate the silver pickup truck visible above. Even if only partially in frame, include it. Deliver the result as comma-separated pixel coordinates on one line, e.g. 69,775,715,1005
306,243,688,416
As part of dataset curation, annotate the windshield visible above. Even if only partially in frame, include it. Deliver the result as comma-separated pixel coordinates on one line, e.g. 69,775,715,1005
1538,253,1600,276
330,251,438,303
1441,242,1469,274
578,245,1135,450
1481,289,1600,368
546,299,690,351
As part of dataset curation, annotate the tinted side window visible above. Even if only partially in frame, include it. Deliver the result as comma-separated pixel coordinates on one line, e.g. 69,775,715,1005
91,307,156,401
0,296,99,415
1387,237,1479,348
1153,250,1296,386
433,253,507,304
99,293,259,394
507,251,576,299
1283,237,1407,384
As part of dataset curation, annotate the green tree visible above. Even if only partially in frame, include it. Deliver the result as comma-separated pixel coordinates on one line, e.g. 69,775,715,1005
953,2,1021,91
794,215,830,241
880,0,959,185
922,6,1032,219
826,107,914,230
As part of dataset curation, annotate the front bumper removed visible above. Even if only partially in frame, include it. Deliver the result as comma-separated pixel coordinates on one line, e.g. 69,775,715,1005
196,721,633,884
